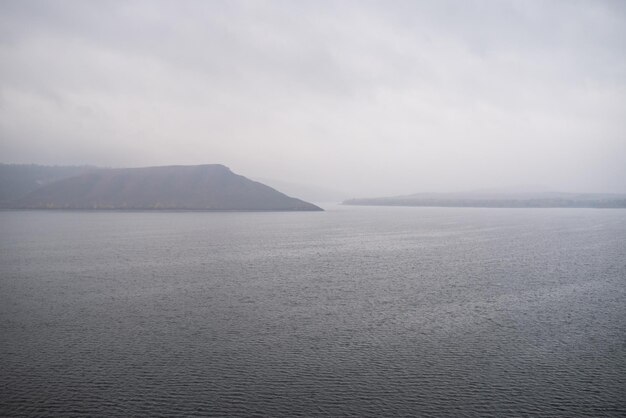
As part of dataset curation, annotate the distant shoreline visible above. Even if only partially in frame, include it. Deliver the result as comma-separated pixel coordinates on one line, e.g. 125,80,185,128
0,207,325,213
343,203,626,209
343,196,626,209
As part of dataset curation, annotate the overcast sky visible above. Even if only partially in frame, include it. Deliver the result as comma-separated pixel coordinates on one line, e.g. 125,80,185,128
1,0,625,196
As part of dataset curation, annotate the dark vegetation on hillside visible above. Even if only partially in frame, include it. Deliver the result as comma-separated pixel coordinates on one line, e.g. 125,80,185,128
0,164,96,205
1,164,322,211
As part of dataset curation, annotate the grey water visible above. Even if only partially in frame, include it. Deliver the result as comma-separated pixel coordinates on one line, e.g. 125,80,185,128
1,206,625,417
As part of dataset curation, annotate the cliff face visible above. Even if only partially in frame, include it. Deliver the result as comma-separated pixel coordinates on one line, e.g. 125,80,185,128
11,164,323,211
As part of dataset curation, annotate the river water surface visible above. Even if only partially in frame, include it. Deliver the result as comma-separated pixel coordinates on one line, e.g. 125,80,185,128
1,206,625,416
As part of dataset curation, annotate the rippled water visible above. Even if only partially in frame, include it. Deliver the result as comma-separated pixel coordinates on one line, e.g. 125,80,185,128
1,206,625,416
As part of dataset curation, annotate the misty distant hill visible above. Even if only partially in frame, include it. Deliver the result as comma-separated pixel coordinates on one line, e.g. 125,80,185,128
0,164,96,205
3,164,322,211
254,177,348,203
344,191,626,208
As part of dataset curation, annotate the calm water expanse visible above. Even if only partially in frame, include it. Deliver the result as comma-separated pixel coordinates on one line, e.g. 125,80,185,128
1,206,625,416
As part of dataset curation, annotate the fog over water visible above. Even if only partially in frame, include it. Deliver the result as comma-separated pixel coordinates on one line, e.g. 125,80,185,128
1,0,625,196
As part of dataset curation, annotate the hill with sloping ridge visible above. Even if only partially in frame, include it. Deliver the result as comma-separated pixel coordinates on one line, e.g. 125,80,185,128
8,164,322,211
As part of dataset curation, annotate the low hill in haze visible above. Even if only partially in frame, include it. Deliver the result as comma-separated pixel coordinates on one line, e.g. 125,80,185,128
344,191,626,208
5,164,323,211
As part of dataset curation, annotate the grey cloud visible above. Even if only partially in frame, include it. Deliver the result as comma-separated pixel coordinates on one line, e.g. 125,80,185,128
1,0,625,195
